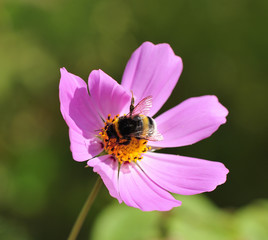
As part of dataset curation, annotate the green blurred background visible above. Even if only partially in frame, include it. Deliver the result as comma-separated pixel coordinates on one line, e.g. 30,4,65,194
1,0,268,239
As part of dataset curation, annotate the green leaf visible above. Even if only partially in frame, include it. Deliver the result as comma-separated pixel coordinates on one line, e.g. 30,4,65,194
166,195,234,240
90,202,161,240
234,200,268,240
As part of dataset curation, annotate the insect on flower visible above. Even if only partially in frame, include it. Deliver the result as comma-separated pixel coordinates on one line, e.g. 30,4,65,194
59,41,229,211
101,93,163,163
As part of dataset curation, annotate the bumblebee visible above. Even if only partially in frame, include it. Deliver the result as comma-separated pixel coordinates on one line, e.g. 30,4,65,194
106,95,163,145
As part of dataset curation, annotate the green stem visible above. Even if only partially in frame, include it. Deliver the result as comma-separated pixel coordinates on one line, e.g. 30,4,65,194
67,177,102,240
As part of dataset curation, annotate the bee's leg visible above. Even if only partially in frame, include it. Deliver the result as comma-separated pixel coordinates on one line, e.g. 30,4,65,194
129,90,135,116
119,136,131,145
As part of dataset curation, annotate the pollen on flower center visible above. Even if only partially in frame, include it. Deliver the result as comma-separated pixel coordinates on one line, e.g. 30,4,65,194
99,114,151,163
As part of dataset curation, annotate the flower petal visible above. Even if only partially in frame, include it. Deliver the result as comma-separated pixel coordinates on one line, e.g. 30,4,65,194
118,162,181,211
88,70,131,120
121,41,183,117
87,155,122,203
59,68,103,137
150,95,228,148
69,129,103,162
139,152,229,195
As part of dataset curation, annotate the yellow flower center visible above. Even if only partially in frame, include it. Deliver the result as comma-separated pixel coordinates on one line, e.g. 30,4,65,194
99,114,151,163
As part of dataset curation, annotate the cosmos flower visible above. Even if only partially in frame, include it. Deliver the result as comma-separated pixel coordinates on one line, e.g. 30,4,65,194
59,41,229,211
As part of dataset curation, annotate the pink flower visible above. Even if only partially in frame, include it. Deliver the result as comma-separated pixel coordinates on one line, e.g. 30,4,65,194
59,42,229,211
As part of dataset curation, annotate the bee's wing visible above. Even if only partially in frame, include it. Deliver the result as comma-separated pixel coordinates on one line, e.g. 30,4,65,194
146,130,163,141
131,129,163,141
128,96,152,117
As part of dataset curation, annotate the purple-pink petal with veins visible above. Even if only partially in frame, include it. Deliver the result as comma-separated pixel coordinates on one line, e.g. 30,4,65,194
88,70,131,120
139,152,229,195
59,68,103,135
118,162,181,211
121,41,183,117
59,68,103,161
87,155,122,203
69,128,103,162
150,95,228,148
